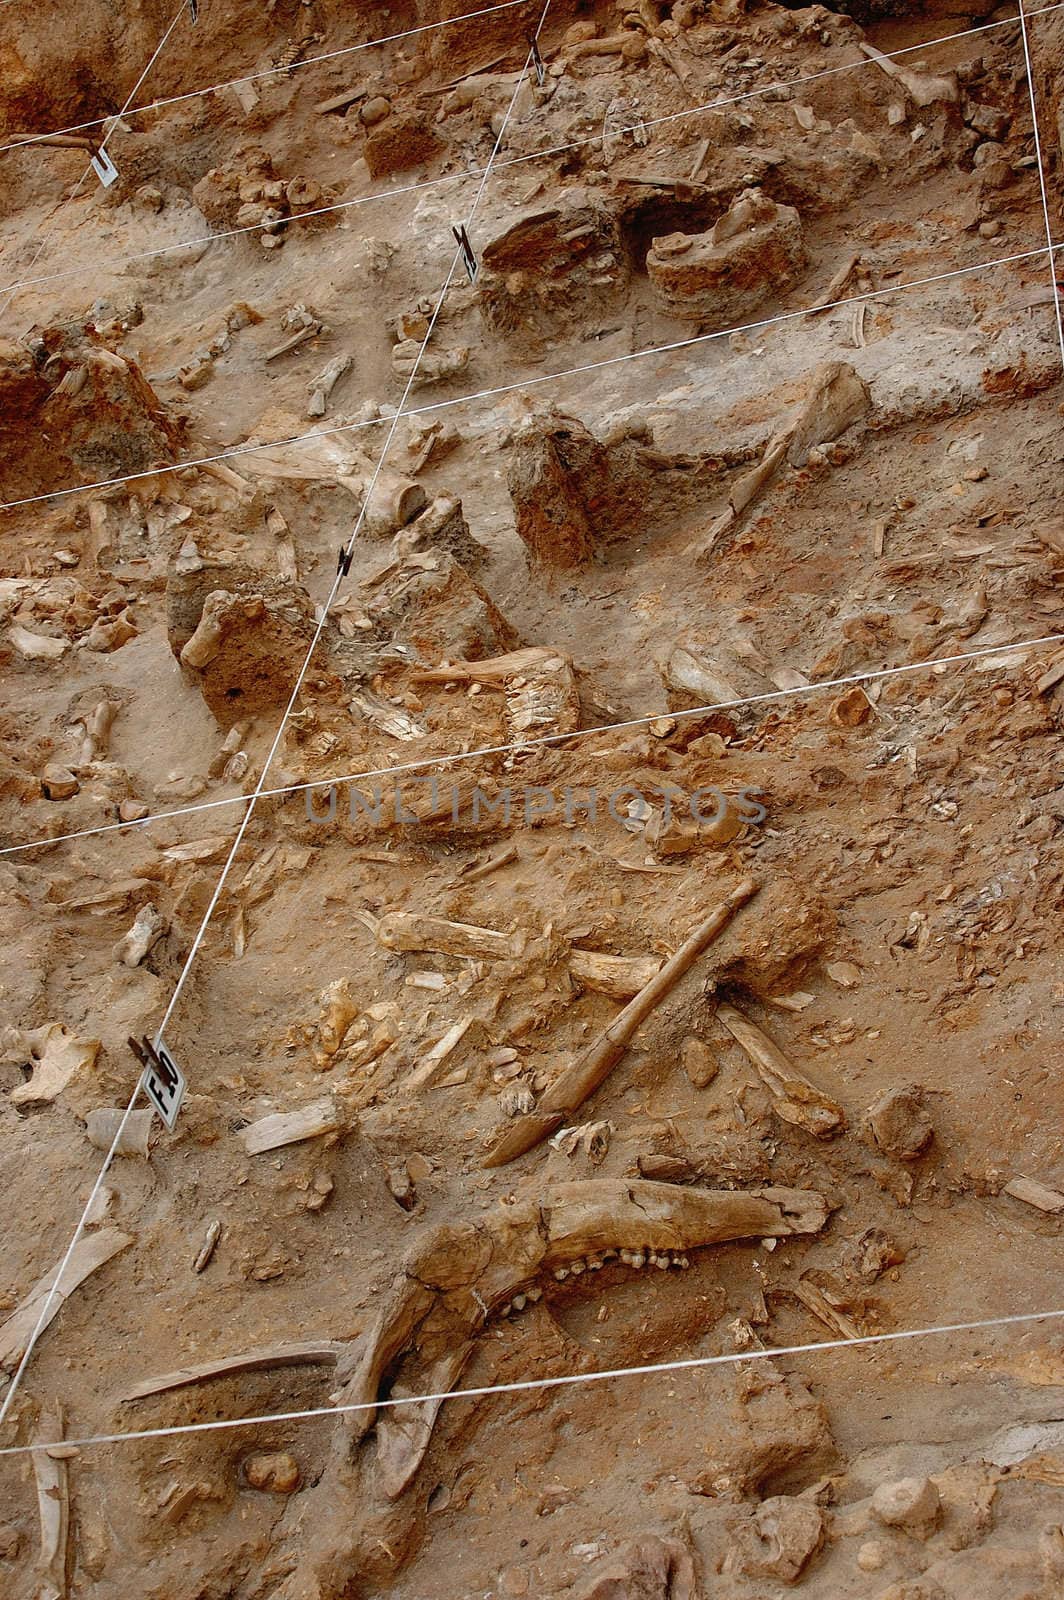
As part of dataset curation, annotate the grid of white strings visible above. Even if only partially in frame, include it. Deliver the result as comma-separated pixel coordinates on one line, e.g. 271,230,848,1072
0,0,553,1432
1,0,1062,1465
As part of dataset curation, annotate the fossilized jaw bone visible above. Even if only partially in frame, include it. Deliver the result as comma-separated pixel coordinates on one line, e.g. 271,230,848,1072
331,1181,828,1498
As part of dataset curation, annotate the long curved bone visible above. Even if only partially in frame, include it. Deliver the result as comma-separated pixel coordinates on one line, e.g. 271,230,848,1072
330,1178,829,1498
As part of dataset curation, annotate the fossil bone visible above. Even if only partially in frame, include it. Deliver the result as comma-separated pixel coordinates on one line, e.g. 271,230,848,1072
714,1001,845,1137
485,878,758,1165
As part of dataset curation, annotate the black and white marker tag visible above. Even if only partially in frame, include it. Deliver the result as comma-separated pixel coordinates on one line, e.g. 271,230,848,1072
531,37,545,87
188,0,199,22
452,223,478,284
90,147,119,189
131,1034,187,1129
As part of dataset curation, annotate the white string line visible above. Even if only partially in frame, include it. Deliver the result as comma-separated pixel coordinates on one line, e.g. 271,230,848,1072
5,629,1063,862
0,5,1052,306
2,235,1061,518
0,1,190,319
1017,0,1064,367
1,1305,1061,1459
0,0,533,157
0,1,553,1433
0,3,208,1433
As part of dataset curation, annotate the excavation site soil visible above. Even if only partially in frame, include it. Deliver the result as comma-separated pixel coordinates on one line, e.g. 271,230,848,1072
1,0,1063,1595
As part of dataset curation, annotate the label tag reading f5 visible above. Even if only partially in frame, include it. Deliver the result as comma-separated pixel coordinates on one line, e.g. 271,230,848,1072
140,1037,186,1129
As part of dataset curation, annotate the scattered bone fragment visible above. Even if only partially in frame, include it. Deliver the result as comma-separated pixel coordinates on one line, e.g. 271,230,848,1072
859,40,960,107
239,1098,342,1155
1002,1175,1064,1214
574,1536,698,1600
792,1274,865,1340
378,911,524,962
714,1001,845,1137
32,1408,70,1599
485,879,758,1165
114,903,168,967
193,1220,222,1272
11,624,69,661
316,978,358,1066
84,1108,153,1157
569,949,664,999
864,1084,933,1161
695,362,871,558
77,698,118,764
731,1496,826,1583
0,1229,132,1370
120,1341,347,1402
8,1024,100,1108
548,1120,612,1160
307,352,352,416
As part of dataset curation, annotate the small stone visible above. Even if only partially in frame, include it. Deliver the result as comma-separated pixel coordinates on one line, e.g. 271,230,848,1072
261,233,284,251
744,1496,825,1581
53,549,80,567
866,1085,934,1162
965,103,1010,141
361,95,392,126
500,1565,529,1596
871,1475,940,1533
243,1451,300,1493
682,1034,719,1088
964,463,989,480
118,799,150,822
826,960,861,989
135,183,164,212
41,764,79,800
978,219,1001,239
829,686,873,727
857,1539,886,1572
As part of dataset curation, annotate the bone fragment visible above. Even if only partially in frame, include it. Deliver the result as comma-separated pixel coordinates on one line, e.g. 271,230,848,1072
377,911,525,962
9,1025,100,1108
33,1408,70,1599
858,41,960,108
0,1229,132,1370
239,1099,342,1155
1003,1175,1064,1214
806,251,861,317
484,879,758,1165
84,1108,153,1157
193,1220,222,1272
115,903,168,967
714,1001,845,1137
120,1341,347,1402
77,698,118,764
308,353,353,416
569,949,664,998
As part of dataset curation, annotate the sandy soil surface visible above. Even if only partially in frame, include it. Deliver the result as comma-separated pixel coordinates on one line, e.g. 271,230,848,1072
1,1,1063,1597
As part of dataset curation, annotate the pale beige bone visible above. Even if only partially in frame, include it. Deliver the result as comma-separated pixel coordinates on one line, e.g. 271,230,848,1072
308,353,353,417
1003,1176,1064,1214
114,902,167,967
806,250,861,318
569,949,664,998
0,1229,132,1370
336,458,428,538
858,41,960,107
485,879,758,1166
411,646,569,684
377,911,526,962
33,1408,70,1599
696,363,871,558
239,1098,343,1155
8,1024,100,1108
332,1177,828,1497
77,698,118,764
714,1001,845,1137
85,1108,153,1157
317,979,359,1063
120,1341,348,1402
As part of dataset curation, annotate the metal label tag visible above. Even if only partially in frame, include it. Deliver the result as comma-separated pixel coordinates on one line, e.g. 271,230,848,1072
90,147,119,189
141,1037,186,1129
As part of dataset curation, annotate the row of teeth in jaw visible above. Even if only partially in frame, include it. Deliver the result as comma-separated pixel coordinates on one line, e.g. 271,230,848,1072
495,1250,694,1318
